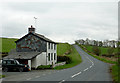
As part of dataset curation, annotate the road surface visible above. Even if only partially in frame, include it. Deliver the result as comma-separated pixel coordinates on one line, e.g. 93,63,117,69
2,45,112,82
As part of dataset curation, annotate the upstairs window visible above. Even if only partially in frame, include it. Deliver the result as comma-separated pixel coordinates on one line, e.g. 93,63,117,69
54,44,56,50
51,43,53,49
48,53,50,61
48,43,50,49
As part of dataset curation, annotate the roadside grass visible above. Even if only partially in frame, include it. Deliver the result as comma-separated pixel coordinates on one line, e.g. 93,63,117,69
54,46,82,70
0,38,18,52
0,75,5,79
37,65,52,69
78,44,119,83
110,64,119,83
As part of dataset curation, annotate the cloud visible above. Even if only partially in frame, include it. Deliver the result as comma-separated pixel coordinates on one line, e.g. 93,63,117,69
1,1,118,44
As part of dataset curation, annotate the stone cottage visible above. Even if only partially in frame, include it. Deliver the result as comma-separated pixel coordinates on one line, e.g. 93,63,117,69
4,25,57,70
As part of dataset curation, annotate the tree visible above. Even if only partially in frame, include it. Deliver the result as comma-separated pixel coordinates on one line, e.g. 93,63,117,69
99,41,103,47
86,38,89,45
92,46,101,56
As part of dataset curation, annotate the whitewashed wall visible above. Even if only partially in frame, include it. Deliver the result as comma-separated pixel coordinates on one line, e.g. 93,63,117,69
46,42,57,65
31,52,47,68
31,42,57,69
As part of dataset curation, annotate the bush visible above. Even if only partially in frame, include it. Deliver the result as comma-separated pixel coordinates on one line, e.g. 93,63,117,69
108,48,114,55
57,56,72,64
102,54,114,58
37,65,52,69
92,46,101,56
102,54,107,57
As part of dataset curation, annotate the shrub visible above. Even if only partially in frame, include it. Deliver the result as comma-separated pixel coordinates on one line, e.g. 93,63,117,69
37,65,52,69
102,54,114,58
92,46,101,56
57,56,72,64
102,54,107,57
108,48,114,55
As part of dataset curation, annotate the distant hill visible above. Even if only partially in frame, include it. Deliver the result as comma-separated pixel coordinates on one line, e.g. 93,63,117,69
0,38,18,52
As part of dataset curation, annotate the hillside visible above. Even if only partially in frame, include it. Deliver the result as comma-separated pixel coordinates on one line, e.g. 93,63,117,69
0,38,18,52
57,43,72,56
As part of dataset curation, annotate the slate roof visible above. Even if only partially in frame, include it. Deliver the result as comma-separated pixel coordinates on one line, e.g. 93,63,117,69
4,52,41,59
34,33,55,43
15,32,57,44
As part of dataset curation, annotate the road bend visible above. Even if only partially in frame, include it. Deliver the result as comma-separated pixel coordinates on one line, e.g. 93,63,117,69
29,45,112,82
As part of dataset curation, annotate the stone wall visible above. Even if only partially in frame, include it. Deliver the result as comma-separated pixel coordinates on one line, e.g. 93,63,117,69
52,62,66,68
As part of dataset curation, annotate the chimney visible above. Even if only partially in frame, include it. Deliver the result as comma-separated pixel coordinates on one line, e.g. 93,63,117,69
28,25,35,33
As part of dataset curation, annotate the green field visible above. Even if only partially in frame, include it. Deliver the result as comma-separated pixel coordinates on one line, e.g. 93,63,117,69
57,43,72,56
0,38,18,52
84,45,118,56
55,44,82,69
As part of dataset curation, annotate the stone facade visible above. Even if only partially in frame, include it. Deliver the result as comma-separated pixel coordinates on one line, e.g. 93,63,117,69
16,33,47,52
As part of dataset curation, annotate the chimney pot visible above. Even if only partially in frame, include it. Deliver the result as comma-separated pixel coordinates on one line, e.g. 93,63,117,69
28,25,35,33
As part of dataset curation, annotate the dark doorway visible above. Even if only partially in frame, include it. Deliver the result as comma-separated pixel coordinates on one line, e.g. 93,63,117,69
17,59,28,64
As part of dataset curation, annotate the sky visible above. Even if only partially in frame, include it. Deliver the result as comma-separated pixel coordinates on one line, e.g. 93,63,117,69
1,0,119,44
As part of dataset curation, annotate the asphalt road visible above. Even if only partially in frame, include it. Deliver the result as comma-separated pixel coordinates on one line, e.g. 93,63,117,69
2,45,112,82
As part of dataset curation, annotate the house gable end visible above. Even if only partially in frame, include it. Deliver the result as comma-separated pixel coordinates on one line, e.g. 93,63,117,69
16,33,47,52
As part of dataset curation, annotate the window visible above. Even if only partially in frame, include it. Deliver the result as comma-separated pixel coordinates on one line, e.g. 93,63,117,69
2,61,6,64
51,43,53,49
54,44,56,50
7,61,11,64
11,61,15,64
54,53,56,60
48,43,50,49
51,53,53,60
48,53,50,61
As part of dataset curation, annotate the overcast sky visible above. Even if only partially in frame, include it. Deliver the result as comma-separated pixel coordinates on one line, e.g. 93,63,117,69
1,0,119,44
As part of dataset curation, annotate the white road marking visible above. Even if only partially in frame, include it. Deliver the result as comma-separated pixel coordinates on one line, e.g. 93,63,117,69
59,80,65,83
71,72,82,78
26,78,31,80
86,56,94,66
83,68,89,71
90,66,92,68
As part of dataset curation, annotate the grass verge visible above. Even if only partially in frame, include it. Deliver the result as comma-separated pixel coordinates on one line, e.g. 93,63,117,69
54,45,82,70
110,64,119,83
0,75,5,79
